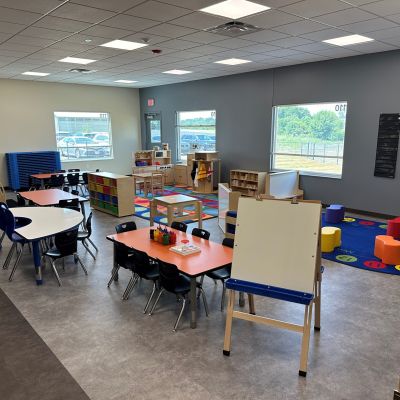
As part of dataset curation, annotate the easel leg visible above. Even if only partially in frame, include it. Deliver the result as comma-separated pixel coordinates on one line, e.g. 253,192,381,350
299,302,313,377
248,294,256,315
223,290,236,356
314,273,321,331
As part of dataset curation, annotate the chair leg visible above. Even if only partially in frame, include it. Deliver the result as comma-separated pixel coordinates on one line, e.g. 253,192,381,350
199,287,209,317
82,240,96,260
143,281,158,314
122,273,139,300
173,296,187,332
74,253,88,275
0,230,5,247
87,238,98,252
221,281,227,312
8,244,24,281
50,259,62,287
3,242,16,270
197,275,205,299
107,266,120,287
149,288,164,315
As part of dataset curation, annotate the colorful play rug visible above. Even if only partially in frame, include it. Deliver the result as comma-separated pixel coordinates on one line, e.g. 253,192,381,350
134,185,218,225
322,214,400,276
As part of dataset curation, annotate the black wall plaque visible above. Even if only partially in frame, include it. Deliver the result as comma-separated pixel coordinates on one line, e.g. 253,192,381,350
374,113,400,179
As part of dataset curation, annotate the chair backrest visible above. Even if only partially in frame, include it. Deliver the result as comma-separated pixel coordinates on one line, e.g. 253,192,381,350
0,203,9,231
63,187,70,192
56,170,66,173
59,198,79,209
0,182,6,203
54,228,78,256
82,172,88,184
222,237,234,248
171,221,187,232
133,249,153,275
192,228,210,240
6,199,18,208
0,207,15,239
158,259,181,293
50,174,65,187
16,193,26,207
71,190,79,196
85,212,93,236
68,168,80,172
67,173,80,185
115,221,137,234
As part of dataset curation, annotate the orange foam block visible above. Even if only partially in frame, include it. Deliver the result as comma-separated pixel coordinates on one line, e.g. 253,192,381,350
374,235,400,265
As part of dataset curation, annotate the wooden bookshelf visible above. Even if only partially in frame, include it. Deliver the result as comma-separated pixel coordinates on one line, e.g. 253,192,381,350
229,169,267,197
134,150,172,166
88,172,134,217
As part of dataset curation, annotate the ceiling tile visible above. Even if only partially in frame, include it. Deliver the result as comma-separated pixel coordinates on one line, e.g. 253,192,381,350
0,0,65,14
170,12,228,30
178,31,226,44
340,18,398,34
242,10,302,29
347,41,397,53
268,36,314,48
385,13,400,24
236,43,281,53
361,0,400,16
159,38,202,50
80,25,135,39
300,28,351,41
268,48,304,57
50,3,115,23
292,42,333,52
71,0,145,12
0,6,42,25
0,42,42,53
154,0,216,11
21,26,72,40
280,0,351,18
273,20,328,36
240,29,289,43
311,47,361,57
367,26,400,39
125,1,191,22
33,16,92,32
0,21,26,34
0,31,13,42
142,23,197,38
6,34,56,47
121,32,171,45
48,41,94,52
102,14,159,31
211,37,253,49
314,8,377,26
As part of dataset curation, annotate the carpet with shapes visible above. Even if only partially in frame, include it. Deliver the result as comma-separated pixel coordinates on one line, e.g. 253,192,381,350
134,185,218,225
322,214,400,275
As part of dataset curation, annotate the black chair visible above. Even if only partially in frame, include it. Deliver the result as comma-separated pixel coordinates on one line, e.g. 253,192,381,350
16,194,26,207
107,222,137,288
68,168,80,172
77,212,98,260
122,249,159,313
71,189,79,196
149,259,208,331
43,228,87,286
205,238,234,311
5,199,17,208
28,176,41,191
82,173,89,195
63,187,70,193
58,198,80,212
66,173,81,193
191,228,210,240
56,170,66,173
171,221,187,233
47,173,65,189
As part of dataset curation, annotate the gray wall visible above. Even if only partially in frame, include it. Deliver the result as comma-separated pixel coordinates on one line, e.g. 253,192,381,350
140,50,400,215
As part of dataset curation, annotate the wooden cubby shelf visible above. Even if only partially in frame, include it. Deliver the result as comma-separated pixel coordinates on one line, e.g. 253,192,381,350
229,169,267,197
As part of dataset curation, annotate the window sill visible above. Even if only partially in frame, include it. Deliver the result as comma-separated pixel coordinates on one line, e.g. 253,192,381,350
271,169,342,180
62,157,114,162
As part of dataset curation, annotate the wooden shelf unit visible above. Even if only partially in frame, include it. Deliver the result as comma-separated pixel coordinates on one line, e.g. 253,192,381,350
88,172,134,217
132,164,174,185
134,150,172,166
230,169,267,197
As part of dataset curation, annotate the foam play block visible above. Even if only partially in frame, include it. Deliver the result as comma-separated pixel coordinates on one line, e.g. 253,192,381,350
321,227,341,252
325,204,345,224
387,217,400,240
374,235,400,265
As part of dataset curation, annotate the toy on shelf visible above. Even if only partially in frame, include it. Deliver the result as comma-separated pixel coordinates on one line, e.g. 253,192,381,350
374,235,400,265
150,226,177,245
321,227,341,252
325,204,345,223
387,217,400,239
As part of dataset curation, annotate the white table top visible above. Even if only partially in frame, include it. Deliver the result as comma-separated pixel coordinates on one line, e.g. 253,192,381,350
11,207,83,241
154,194,198,204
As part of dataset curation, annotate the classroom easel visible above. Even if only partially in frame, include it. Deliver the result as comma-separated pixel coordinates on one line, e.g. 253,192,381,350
222,197,322,377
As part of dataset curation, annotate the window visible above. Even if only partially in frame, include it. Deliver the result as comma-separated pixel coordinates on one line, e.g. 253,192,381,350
150,119,161,143
54,112,113,161
176,110,216,161
271,102,347,177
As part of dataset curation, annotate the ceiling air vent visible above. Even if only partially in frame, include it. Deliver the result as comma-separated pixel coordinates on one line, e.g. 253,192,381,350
204,21,262,37
68,68,96,73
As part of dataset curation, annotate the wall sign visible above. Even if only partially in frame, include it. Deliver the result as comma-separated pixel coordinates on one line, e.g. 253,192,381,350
374,113,400,179
147,98,155,107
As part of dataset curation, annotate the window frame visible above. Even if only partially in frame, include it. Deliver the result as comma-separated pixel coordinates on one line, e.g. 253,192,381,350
175,109,216,162
54,111,114,162
270,101,347,179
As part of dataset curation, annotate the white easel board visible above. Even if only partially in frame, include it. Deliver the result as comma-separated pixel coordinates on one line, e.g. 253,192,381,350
231,197,321,294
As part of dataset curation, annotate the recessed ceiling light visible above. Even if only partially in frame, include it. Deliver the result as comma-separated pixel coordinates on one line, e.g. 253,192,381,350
100,39,148,51
323,34,374,46
58,57,97,64
215,58,252,65
200,0,270,19
22,71,50,76
162,69,192,75
114,80,138,83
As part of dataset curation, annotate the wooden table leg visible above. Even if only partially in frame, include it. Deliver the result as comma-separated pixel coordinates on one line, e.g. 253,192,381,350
167,204,173,227
190,277,197,329
133,176,137,196
150,200,155,226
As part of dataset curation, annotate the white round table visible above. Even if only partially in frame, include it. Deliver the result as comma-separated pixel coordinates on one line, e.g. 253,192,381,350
10,207,83,285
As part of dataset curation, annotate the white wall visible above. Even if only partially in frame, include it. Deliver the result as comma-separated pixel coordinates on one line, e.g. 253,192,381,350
0,79,141,186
